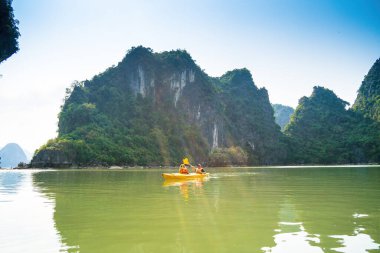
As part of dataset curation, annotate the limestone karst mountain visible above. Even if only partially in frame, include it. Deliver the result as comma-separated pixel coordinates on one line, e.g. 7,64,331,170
31,46,284,167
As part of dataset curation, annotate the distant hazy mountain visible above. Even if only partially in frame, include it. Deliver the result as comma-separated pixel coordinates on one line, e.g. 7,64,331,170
272,104,294,130
0,143,28,168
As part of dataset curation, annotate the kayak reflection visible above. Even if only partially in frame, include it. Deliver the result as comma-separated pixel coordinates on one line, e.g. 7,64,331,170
162,177,209,200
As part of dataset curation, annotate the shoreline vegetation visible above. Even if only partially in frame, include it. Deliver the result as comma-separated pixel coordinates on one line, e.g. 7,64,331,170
2,163,379,170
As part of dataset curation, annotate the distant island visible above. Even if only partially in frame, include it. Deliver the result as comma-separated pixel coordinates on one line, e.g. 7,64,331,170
30,47,380,167
0,143,28,168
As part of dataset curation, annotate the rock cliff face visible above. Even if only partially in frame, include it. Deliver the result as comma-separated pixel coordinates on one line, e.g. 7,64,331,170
30,149,71,168
31,46,285,167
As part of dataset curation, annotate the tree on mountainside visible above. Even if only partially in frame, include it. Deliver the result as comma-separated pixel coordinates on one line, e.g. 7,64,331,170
0,0,20,63
353,58,380,122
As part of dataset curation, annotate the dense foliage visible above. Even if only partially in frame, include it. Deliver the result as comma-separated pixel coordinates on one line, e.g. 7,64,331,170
285,86,380,164
208,146,248,166
0,0,20,63
353,58,380,122
272,104,294,130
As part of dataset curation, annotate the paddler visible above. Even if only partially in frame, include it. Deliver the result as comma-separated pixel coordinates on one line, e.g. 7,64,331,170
195,164,206,174
179,164,189,174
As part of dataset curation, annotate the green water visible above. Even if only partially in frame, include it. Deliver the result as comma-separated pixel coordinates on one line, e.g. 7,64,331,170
0,166,379,253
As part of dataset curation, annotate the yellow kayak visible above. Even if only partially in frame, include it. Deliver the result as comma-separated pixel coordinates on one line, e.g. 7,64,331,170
162,173,209,180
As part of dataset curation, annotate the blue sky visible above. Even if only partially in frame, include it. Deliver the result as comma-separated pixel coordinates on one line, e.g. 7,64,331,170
0,0,379,153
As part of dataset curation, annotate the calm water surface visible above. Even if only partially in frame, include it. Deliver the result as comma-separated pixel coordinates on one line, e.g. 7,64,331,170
0,166,379,253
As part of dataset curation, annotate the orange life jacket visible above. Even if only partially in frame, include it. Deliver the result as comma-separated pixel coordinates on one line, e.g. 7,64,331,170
179,167,189,174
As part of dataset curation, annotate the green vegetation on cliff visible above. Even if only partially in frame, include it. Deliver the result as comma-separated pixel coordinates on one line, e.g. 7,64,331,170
353,58,380,122
215,69,286,164
32,46,284,167
0,0,20,63
285,86,380,164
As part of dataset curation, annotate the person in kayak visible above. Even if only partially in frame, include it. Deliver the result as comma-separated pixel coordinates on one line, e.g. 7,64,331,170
179,164,189,174
195,164,206,174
